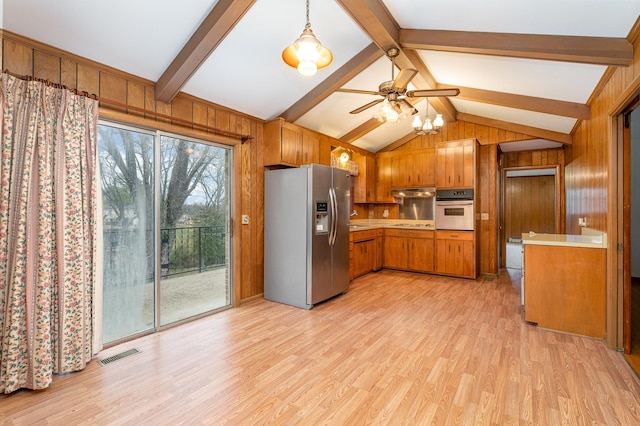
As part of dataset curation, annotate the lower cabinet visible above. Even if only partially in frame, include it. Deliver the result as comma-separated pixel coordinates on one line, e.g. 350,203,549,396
383,229,435,273
435,230,475,278
349,228,475,279
350,229,383,279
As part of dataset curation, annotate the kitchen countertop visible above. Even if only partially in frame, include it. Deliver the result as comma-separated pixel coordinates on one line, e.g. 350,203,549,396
349,219,435,231
521,229,607,249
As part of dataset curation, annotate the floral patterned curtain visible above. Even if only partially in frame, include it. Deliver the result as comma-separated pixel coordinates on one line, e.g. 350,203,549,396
0,73,98,394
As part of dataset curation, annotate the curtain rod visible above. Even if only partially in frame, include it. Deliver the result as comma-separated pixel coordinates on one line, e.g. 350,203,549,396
2,70,253,143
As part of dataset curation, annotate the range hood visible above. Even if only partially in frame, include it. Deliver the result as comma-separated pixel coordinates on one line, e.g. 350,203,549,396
391,187,436,198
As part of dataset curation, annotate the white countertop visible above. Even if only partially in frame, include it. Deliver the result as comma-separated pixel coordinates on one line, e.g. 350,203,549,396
521,229,606,249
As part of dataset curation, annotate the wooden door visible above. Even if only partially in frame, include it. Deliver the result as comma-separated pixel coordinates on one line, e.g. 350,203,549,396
376,156,392,202
414,150,436,186
462,144,474,187
281,124,302,165
302,130,319,165
384,236,407,269
436,238,447,273
375,235,383,270
504,175,556,240
408,237,435,272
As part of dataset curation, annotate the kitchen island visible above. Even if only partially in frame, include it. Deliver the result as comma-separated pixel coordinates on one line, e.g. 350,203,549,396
522,230,607,338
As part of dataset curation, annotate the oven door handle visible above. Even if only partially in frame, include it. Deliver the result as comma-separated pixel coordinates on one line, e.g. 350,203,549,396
436,200,474,206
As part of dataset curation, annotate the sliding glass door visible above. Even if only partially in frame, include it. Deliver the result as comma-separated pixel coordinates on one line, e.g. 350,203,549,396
98,122,232,344
99,124,156,343
159,135,231,325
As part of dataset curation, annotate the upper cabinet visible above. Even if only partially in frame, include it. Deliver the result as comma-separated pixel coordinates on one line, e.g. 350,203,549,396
353,153,376,203
264,118,320,167
436,139,476,188
375,148,437,200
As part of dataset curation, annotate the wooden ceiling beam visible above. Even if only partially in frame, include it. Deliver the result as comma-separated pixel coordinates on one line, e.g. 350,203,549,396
400,29,633,66
339,118,382,144
155,0,255,103
281,43,383,122
336,0,399,53
439,84,590,120
457,113,573,144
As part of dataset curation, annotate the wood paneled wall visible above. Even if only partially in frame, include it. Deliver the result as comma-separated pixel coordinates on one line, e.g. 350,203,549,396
564,23,640,348
505,175,556,240
1,31,265,304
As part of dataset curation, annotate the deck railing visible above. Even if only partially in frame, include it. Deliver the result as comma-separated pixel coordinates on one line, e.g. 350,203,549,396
104,225,227,280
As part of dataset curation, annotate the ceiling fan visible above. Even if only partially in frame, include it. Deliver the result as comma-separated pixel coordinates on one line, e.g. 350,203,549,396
337,48,460,118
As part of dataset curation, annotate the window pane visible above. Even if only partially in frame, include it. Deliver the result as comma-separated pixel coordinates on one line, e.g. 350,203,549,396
99,124,155,343
159,136,231,325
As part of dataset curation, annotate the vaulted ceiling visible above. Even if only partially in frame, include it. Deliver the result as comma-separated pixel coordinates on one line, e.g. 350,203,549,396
4,0,640,152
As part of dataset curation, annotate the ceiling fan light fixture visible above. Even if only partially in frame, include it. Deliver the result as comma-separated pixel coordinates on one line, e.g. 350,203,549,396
413,102,443,135
433,113,444,128
282,1,332,76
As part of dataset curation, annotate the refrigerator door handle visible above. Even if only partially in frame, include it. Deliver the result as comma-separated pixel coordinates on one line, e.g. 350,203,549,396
329,187,337,246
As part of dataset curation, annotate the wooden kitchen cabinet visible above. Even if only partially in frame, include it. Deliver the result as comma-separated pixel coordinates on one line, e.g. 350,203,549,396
375,229,383,270
383,235,408,269
350,229,380,279
384,228,435,273
353,153,376,203
376,155,393,202
412,149,436,187
302,129,319,165
523,243,606,338
435,230,475,278
264,118,319,167
436,139,475,188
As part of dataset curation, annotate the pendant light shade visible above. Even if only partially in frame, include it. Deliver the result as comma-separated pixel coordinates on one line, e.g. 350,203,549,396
282,0,332,76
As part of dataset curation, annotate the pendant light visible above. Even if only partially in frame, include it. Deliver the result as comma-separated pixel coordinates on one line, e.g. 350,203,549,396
282,0,333,76
412,100,444,135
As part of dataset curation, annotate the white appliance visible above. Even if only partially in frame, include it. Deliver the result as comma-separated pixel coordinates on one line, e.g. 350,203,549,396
435,189,475,230
264,164,351,309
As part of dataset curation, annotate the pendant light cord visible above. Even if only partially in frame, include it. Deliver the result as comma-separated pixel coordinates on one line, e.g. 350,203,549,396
305,0,311,29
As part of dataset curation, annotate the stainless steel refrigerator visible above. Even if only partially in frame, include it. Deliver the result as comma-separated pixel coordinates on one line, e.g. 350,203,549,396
264,164,351,309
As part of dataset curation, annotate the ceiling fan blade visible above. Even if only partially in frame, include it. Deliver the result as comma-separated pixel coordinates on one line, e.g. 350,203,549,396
406,88,461,98
336,88,382,96
392,68,418,90
350,98,384,114
399,99,418,115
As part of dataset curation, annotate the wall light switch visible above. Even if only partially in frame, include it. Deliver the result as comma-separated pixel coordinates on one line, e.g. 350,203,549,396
241,215,250,225
481,213,489,220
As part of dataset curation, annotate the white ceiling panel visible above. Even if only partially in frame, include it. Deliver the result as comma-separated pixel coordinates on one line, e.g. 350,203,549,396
500,139,564,153
382,0,640,37
182,0,371,120
451,98,578,133
4,0,218,81
417,50,606,103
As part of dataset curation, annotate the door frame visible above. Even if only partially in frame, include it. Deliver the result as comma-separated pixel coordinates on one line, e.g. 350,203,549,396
608,75,640,350
499,164,562,269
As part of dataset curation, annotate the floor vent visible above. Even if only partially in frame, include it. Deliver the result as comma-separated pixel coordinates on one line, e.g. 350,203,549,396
98,348,141,366
484,277,494,282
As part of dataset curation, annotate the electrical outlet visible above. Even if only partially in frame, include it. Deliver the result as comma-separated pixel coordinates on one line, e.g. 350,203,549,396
382,209,389,218
241,215,249,224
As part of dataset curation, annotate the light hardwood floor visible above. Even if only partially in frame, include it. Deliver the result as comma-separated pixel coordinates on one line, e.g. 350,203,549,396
2,269,640,425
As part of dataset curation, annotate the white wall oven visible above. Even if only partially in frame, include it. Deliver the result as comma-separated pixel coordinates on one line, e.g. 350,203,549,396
435,189,474,230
